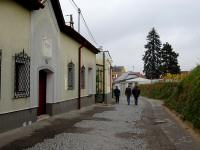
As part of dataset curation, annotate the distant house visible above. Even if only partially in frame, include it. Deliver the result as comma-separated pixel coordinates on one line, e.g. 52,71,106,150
112,66,126,81
0,0,99,133
96,51,113,103
113,71,152,94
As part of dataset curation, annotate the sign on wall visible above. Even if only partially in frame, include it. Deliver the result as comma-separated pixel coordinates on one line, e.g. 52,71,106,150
42,36,52,58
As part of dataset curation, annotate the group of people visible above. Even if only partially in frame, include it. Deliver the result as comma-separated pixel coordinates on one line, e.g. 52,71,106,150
113,84,141,105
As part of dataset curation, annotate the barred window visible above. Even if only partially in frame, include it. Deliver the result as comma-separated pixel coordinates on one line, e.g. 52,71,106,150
14,50,30,98
81,66,85,89
68,62,75,90
96,67,103,94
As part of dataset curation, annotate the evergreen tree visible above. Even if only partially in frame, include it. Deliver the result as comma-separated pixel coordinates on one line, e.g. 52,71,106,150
143,28,162,79
161,42,180,74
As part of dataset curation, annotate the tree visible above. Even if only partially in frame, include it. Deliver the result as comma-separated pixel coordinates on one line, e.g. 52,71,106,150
143,28,162,79
161,42,180,74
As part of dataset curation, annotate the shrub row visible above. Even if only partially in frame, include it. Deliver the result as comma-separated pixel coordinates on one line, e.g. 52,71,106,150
140,66,200,128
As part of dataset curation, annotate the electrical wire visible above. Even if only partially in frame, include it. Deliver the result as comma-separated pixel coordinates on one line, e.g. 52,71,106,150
69,0,78,11
66,0,100,46
71,0,79,10
80,12,99,46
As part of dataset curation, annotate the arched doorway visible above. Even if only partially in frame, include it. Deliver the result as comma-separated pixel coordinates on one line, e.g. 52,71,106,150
38,70,47,116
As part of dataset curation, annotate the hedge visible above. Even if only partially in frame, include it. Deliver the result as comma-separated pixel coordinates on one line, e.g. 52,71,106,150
140,66,200,128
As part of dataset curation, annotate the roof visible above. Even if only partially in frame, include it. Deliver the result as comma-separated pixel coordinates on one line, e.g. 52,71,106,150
14,0,44,10
14,0,100,54
126,77,151,84
50,0,99,54
114,71,145,83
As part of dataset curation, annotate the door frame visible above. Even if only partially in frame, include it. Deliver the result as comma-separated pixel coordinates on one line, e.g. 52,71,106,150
37,68,54,116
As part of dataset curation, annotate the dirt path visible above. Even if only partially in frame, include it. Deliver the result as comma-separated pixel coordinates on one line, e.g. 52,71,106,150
140,97,200,150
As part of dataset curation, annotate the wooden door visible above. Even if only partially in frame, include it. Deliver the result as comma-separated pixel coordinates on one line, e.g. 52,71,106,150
38,70,47,116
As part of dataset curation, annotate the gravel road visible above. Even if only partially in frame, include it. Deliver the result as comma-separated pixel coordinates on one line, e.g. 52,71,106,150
26,97,147,150
1,96,200,150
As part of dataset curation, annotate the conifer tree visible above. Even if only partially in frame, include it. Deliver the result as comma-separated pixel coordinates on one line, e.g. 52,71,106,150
161,42,180,74
143,28,162,79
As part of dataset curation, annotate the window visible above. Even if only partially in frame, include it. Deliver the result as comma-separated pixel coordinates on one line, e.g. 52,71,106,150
81,66,85,89
68,62,75,90
14,50,30,98
88,67,93,95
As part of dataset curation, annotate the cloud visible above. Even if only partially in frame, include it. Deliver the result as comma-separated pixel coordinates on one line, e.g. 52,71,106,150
60,0,200,72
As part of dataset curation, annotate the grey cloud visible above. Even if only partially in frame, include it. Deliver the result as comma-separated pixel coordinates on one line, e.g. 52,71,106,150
60,0,200,72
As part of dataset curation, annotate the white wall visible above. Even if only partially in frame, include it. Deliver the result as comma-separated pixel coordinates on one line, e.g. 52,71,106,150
31,1,60,105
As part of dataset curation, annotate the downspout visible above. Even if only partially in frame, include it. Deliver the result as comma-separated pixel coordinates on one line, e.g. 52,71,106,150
110,66,113,98
78,44,84,109
103,51,105,103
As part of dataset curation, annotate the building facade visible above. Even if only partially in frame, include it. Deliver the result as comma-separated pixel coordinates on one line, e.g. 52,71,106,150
96,51,113,103
0,0,99,133
112,66,126,81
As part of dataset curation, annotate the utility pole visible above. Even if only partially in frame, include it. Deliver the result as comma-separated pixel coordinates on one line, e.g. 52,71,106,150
64,14,74,29
69,14,74,29
78,8,81,33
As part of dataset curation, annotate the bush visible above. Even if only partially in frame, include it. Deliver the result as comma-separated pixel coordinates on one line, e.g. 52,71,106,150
140,66,200,129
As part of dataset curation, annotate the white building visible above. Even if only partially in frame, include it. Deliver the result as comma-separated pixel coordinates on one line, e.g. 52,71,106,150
113,72,152,94
0,0,99,133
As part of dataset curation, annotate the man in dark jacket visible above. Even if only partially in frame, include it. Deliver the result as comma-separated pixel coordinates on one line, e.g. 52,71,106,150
132,85,141,105
125,85,132,105
113,86,120,103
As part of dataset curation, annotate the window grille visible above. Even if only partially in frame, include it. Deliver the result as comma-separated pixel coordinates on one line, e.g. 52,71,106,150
81,66,85,89
14,50,30,98
96,67,103,94
68,62,75,90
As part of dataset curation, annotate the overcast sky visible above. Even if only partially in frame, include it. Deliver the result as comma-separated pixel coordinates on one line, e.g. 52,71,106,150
59,0,200,72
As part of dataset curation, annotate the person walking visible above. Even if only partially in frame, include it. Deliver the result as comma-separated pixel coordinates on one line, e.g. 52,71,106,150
125,85,132,105
113,86,120,103
132,85,141,105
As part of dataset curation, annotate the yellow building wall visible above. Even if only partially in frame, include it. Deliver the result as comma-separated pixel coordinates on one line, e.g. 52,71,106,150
60,33,96,101
96,52,103,65
81,47,96,97
60,33,79,101
0,1,31,113
105,60,111,94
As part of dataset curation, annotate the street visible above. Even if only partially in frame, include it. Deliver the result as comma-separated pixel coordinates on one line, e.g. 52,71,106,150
0,96,200,150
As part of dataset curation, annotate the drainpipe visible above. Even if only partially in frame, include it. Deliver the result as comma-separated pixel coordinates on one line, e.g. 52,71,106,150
110,66,113,98
78,44,84,109
103,51,105,103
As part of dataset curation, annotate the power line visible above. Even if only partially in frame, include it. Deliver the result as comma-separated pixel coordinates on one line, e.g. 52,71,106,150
68,0,77,11
71,0,79,10
66,0,99,46
80,12,99,46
